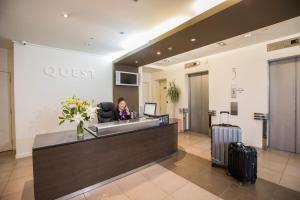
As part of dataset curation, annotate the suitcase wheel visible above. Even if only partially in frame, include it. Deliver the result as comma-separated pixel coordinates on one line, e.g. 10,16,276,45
212,163,216,167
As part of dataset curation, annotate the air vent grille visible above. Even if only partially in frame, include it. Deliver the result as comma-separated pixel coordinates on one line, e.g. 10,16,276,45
267,37,300,52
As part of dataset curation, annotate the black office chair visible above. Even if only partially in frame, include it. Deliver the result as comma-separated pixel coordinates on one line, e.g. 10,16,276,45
97,102,117,123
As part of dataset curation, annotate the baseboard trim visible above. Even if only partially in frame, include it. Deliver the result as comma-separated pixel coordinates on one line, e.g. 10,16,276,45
16,152,32,159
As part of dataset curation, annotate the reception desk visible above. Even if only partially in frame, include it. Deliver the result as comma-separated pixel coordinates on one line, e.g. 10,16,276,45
32,118,178,200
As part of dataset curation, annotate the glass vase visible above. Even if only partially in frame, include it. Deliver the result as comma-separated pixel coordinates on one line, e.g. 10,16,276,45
77,121,84,139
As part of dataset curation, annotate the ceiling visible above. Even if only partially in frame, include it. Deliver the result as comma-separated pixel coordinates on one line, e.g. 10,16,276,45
114,0,300,66
0,0,225,58
147,16,300,67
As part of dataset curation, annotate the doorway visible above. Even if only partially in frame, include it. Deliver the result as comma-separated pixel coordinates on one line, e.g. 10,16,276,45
0,71,12,152
189,72,209,134
269,56,300,153
158,79,167,114
142,82,150,104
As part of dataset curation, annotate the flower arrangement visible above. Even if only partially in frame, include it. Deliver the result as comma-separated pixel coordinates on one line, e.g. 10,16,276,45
59,96,98,138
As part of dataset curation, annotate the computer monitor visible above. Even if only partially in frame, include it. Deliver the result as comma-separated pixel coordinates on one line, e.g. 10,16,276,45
143,102,157,116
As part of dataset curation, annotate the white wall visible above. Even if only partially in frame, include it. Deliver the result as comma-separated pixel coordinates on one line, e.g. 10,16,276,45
13,43,113,158
147,33,300,148
138,69,153,114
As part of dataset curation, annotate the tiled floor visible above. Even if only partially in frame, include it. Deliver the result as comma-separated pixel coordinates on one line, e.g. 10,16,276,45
177,132,300,192
0,132,299,200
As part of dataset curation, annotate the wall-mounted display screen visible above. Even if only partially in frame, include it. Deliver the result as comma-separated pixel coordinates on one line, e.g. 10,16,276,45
116,71,139,86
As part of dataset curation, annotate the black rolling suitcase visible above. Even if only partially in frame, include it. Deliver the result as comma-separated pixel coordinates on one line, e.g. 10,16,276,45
228,142,257,184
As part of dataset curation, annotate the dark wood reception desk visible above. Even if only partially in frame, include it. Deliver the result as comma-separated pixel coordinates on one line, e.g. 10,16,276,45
32,119,178,200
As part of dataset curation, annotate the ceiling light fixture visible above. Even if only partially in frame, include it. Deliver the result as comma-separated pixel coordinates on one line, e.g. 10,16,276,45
63,13,69,18
135,60,139,64
190,38,197,42
244,33,251,38
217,42,226,46
157,51,161,55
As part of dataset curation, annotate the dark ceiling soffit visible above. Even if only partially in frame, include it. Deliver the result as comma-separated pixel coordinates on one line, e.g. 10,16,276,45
114,0,300,67
113,0,240,65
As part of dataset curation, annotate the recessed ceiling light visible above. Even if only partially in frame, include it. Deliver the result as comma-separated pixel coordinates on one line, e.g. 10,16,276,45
135,60,139,64
190,38,196,42
157,51,161,55
217,42,226,46
63,13,69,18
168,47,173,51
244,33,251,38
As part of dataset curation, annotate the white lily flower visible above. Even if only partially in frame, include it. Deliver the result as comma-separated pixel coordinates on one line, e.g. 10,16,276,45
86,106,97,118
73,113,84,124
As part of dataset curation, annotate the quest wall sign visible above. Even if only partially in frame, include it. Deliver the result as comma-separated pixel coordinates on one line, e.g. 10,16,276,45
43,66,95,79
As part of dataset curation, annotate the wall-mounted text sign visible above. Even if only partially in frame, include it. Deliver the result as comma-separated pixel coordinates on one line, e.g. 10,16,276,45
43,66,95,79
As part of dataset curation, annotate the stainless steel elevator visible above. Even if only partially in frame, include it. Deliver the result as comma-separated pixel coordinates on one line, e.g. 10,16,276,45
269,56,300,153
189,72,209,134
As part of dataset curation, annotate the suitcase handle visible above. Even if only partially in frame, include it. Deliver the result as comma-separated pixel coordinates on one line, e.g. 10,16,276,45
220,111,230,114
219,111,230,125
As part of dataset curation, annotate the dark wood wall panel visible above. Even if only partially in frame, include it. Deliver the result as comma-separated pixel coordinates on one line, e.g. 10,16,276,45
113,64,139,111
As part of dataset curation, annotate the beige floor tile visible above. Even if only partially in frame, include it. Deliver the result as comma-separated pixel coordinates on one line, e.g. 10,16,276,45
0,152,16,164
283,164,300,178
140,164,169,178
140,165,187,194
0,163,15,173
9,165,33,180
85,182,128,200
287,155,300,167
0,170,12,182
2,176,32,196
0,192,22,200
280,174,300,193
172,183,218,200
257,167,281,184
258,149,290,163
258,158,287,173
0,180,8,195
70,194,86,200
190,141,211,150
116,172,167,200
15,157,32,169
163,195,176,200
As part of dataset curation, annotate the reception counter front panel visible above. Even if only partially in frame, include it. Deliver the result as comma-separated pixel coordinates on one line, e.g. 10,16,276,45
32,119,178,200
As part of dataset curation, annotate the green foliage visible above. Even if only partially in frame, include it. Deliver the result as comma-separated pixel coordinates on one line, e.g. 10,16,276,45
167,81,180,103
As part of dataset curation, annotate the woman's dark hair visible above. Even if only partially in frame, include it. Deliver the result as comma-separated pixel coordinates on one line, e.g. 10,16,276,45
117,97,126,105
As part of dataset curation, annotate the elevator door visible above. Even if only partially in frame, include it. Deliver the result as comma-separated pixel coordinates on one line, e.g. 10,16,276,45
189,72,209,134
269,57,300,153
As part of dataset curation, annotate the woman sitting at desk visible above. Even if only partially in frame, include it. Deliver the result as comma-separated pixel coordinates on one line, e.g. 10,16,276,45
116,97,131,120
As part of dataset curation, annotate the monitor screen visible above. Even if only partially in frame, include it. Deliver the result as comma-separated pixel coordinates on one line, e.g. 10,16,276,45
144,103,156,116
120,72,137,85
